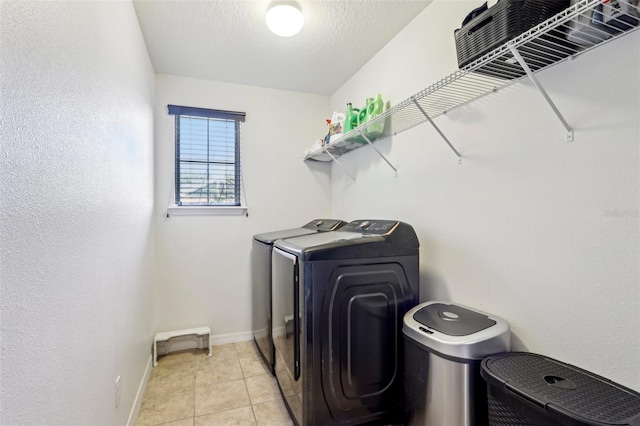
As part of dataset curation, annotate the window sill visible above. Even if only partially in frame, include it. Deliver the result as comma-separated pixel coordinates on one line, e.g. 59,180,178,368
166,205,248,217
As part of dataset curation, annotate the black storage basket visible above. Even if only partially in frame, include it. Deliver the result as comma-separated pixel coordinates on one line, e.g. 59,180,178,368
455,0,571,73
481,352,640,426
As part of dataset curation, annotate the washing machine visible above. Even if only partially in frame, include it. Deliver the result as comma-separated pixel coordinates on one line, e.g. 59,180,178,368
252,219,345,374
271,219,420,425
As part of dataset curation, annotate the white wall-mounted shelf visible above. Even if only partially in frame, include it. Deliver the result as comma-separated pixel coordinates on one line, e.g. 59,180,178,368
304,0,640,178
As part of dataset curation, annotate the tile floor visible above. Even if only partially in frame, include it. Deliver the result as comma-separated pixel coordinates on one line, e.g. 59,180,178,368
135,341,293,426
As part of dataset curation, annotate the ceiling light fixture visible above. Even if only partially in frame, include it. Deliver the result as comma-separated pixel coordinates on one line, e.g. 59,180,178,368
266,0,304,37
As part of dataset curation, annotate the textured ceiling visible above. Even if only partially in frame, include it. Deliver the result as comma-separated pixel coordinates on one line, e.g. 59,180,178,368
133,0,432,95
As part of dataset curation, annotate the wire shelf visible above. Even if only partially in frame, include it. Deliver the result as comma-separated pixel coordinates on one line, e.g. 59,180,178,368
305,0,639,163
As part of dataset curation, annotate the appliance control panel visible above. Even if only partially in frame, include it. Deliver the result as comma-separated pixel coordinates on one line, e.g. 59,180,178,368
302,219,345,232
341,220,398,235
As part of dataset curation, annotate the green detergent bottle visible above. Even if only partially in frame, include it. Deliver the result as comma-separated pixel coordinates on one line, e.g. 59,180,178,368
343,103,359,134
352,105,368,143
365,93,385,140
358,105,368,128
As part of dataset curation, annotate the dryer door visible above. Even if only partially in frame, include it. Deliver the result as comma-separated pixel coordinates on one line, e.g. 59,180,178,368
272,247,302,424
272,247,300,379
321,262,415,424
251,239,273,372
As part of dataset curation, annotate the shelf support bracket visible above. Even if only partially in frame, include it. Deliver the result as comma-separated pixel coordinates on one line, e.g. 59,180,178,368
412,97,462,164
325,150,356,183
357,129,398,176
508,44,574,142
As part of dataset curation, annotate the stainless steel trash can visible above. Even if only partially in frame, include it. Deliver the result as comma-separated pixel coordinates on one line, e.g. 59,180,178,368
403,301,510,426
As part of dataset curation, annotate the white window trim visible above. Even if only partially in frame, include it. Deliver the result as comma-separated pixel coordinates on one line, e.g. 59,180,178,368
166,205,248,217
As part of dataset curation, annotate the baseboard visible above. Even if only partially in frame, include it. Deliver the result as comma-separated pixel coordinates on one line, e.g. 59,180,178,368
127,355,152,426
210,330,253,346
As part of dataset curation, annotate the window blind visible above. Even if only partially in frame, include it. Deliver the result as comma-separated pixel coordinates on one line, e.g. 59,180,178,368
168,105,246,206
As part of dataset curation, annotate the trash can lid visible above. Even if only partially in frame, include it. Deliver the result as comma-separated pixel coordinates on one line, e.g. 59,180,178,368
403,301,510,361
413,302,496,336
481,353,640,425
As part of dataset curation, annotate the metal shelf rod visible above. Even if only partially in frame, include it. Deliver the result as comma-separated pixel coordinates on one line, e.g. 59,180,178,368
325,150,356,182
508,44,574,142
358,130,398,176
412,97,462,164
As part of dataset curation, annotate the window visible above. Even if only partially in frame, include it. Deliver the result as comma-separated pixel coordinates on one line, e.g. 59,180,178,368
168,105,245,208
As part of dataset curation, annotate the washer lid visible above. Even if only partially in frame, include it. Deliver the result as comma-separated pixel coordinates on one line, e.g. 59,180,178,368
253,219,345,244
273,219,419,260
414,303,496,336
301,219,346,232
253,227,317,244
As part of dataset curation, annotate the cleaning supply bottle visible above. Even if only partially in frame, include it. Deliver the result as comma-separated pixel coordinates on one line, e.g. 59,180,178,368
358,105,368,129
367,93,384,118
366,93,385,139
343,103,359,133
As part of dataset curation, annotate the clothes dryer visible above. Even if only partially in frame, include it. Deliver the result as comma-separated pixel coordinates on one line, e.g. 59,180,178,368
252,219,345,374
271,220,420,425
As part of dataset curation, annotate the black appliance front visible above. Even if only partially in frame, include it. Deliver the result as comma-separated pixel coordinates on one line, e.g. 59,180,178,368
273,250,419,425
252,219,345,375
251,238,276,373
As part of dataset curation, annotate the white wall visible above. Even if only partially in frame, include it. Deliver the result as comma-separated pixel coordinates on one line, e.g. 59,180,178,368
153,75,331,336
330,1,640,391
0,2,155,424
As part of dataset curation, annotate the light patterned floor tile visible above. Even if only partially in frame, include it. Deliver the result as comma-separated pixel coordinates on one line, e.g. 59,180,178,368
194,406,256,426
156,349,200,373
234,340,260,356
252,399,293,426
245,374,281,405
147,367,195,395
135,385,195,426
162,418,194,426
196,356,243,385
195,378,251,416
209,343,239,360
239,353,271,378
